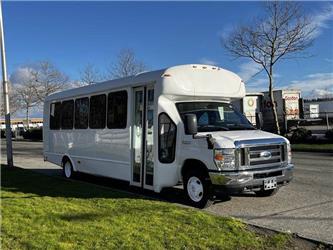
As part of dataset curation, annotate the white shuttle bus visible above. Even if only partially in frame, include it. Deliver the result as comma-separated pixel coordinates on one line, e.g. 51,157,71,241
44,64,293,208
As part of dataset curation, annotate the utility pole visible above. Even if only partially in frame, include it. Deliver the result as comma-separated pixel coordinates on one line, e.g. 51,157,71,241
0,0,13,167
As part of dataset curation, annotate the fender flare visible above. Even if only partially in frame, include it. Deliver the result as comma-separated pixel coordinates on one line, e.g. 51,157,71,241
61,154,78,172
181,158,210,180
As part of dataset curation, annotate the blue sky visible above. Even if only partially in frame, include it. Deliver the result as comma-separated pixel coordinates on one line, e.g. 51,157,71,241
3,1,333,102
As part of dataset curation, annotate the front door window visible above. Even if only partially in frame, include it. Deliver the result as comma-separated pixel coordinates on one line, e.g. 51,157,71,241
132,86,154,188
145,88,154,186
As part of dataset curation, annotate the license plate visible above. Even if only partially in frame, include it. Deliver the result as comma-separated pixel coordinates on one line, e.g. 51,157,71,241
264,177,277,190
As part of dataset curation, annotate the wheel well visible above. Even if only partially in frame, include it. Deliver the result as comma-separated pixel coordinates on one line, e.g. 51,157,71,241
61,156,71,168
181,159,209,178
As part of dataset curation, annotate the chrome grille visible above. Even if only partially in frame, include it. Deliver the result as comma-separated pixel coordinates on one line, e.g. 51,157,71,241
249,145,283,166
239,144,286,169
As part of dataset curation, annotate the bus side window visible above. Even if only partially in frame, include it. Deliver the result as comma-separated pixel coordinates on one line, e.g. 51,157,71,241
89,94,106,129
107,91,128,129
61,100,74,129
50,102,61,130
158,113,177,163
75,97,89,129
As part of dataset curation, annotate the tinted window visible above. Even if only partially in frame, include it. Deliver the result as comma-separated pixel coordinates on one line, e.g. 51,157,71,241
177,102,254,132
89,94,106,129
50,102,61,130
107,91,128,129
61,100,74,129
158,113,177,163
75,97,89,129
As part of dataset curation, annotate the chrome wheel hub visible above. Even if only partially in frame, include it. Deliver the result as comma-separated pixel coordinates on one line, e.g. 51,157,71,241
64,162,72,178
187,176,204,202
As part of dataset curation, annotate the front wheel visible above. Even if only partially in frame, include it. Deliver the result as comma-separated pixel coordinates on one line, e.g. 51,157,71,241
183,170,213,208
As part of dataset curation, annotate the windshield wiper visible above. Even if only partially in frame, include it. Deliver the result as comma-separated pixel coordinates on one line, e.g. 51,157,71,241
198,125,229,132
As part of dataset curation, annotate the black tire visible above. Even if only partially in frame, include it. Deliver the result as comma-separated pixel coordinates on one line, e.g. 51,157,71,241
255,188,279,197
62,159,74,179
183,169,214,209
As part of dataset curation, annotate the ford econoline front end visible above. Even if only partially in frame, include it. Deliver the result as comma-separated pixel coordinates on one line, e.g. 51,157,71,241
177,101,294,208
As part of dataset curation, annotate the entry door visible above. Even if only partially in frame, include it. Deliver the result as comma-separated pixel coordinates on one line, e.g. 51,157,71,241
132,86,155,189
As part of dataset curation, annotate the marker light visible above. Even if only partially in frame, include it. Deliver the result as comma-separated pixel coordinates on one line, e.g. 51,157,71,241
214,149,236,170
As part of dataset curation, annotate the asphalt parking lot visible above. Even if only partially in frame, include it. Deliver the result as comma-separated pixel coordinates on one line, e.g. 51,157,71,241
1,140,332,244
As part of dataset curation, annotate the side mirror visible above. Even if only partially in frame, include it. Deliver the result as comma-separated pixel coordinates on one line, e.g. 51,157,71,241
184,114,198,135
255,112,263,129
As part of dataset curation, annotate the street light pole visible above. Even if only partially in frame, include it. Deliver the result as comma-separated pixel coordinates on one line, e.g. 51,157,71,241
0,0,13,167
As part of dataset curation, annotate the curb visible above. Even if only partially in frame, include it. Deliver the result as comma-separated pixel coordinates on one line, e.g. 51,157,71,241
246,221,333,248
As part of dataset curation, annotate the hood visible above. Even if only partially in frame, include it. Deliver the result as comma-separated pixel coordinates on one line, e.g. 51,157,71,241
199,130,287,148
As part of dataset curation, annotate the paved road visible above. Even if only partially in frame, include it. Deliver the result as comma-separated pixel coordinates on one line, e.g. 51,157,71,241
207,152,333,244
1,140,332,244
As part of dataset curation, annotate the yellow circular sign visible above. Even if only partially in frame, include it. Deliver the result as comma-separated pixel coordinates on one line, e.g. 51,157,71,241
247,98,254,107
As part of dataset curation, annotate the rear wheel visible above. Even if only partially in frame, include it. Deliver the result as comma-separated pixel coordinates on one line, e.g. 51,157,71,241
63,160,74,179
255,188,278,197
183,169,213,208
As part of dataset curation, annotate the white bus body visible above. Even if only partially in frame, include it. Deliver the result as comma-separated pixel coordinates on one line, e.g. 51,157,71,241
44,64,293,208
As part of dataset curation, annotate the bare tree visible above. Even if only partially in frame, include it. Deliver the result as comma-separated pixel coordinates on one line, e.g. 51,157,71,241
30,61,69,102
0,82,20,117
79,63,103,86
108,49,147,79
15,82,40,129
223,1,315,134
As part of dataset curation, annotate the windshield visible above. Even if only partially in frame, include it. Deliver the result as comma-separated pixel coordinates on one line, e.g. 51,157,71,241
176,102,255,132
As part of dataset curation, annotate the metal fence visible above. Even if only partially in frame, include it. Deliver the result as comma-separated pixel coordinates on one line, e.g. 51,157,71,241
246,112,333,135
292,112,333,135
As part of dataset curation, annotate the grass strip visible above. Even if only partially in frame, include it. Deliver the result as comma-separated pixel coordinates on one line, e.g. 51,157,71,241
1,165,291,250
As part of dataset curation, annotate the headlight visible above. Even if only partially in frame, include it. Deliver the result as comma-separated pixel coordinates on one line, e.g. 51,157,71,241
214,148,236,170
287,143,292,164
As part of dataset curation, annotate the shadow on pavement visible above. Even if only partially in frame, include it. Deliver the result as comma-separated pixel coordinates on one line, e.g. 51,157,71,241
6,165,231,207
236,200,333,222
28,168,62,176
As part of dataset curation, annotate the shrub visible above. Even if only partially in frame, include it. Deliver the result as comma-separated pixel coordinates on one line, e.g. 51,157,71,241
290,128,312,143
325,129,333,142
1,129,15,138
23,128,43,141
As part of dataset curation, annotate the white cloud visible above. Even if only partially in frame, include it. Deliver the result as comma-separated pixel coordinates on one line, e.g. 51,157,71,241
9,67,34,84
237,61,277,93
237,61,262,82
312,89,333,98
199,58,218,66
246,78,267,93
309,4,333,39
218,24,234,40
288,72,333,98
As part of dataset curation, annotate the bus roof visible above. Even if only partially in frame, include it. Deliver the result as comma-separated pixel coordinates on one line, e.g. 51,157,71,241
45,64,245,102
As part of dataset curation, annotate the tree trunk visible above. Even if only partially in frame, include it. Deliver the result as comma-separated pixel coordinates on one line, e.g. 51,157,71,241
269,68,280,134
26,106,30,130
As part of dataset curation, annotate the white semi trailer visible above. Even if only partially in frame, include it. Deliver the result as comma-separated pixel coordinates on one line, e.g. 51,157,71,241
261,89,301,131
232,93,263,126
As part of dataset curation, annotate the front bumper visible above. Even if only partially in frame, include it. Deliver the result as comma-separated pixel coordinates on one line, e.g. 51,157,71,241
209,164,294,193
